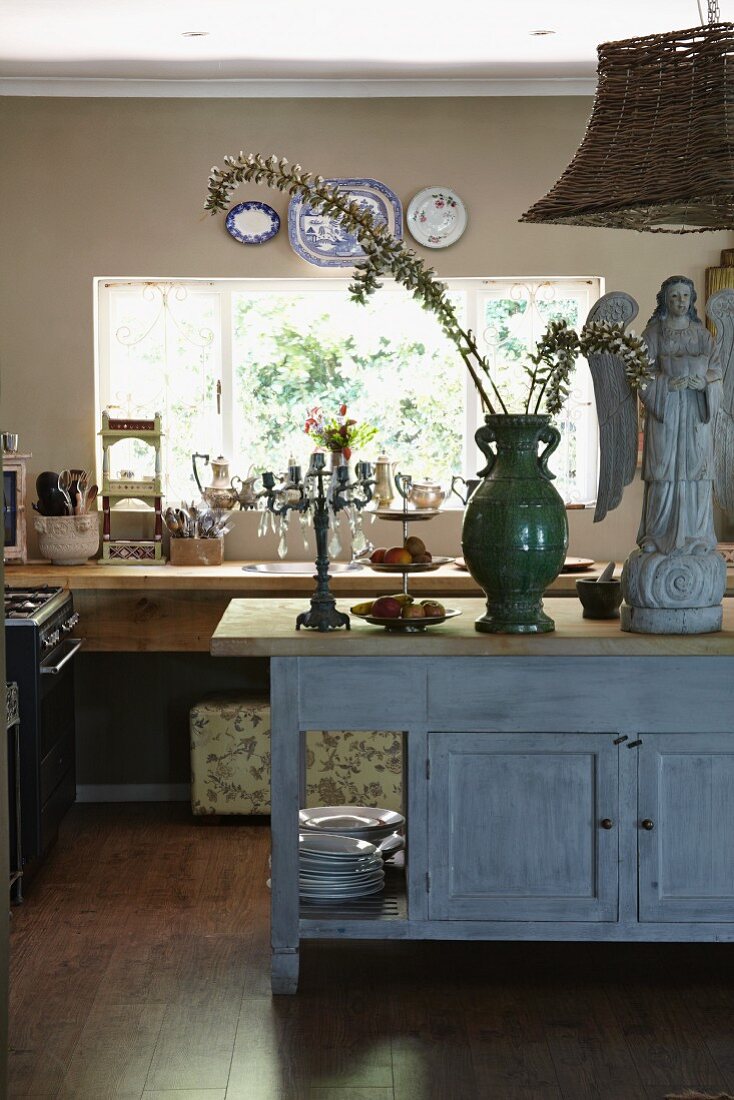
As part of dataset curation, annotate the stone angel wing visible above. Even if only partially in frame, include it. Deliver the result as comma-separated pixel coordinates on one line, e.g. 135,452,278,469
584,292,639,523
706,288,734,517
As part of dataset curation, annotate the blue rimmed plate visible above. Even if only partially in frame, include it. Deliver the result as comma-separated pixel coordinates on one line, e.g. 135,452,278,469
225,201,280,245
288,178,402,268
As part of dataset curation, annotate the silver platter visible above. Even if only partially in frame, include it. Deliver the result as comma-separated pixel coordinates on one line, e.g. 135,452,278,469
242,561,362,574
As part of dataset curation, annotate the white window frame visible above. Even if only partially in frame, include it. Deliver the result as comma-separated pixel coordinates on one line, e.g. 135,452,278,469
95,275,603,504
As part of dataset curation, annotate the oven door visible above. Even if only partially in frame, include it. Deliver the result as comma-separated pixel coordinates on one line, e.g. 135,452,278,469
41,638,83,677
38,637,83,854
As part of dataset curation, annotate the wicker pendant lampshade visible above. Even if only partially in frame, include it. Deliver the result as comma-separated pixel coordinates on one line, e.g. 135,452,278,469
520,21,734,233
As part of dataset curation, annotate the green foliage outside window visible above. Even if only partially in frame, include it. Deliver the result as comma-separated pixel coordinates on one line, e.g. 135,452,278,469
232,292,464,484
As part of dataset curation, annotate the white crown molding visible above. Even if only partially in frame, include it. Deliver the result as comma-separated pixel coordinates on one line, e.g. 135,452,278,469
0,76,596,98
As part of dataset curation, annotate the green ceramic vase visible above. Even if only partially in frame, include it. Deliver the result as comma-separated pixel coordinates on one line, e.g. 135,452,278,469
462,414,569,633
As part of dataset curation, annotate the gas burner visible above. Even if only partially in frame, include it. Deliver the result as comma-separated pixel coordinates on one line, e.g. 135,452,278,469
4,585,66,622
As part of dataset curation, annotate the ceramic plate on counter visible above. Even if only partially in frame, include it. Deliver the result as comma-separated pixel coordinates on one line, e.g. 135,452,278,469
561,557,595,572
288,178,402,267
366,556,454,574
455,555,594,573
407,187,467,249
372,507,441,522
225,201,280,244
352,608,461,632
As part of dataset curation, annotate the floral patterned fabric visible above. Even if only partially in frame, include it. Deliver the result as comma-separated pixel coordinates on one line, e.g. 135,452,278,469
190,695,403,815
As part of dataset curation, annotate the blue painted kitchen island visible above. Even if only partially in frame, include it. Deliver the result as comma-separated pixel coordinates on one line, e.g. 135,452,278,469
212,597,734,993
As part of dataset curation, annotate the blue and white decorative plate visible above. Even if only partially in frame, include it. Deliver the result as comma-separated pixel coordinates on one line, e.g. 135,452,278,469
288,178,402,268
225,201,280,245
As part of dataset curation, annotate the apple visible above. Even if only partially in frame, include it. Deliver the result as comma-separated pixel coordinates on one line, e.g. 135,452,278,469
388,593,414,607
384,546,412,565
402,604,425,619
421,600,445,617
371,596,403,619
370,547,387,563
412,552,433,563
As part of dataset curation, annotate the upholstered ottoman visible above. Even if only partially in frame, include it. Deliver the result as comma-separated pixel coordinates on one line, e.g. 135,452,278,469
190,694,402,815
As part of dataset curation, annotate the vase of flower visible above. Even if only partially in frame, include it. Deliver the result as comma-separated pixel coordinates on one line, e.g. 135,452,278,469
462,414,568,633
304,404,377,464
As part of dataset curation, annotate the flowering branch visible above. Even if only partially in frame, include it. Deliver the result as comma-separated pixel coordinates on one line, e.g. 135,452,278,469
523,317,652,417
579,321,653,392
204,153,652,421
205,153,507,414
526,319,581,416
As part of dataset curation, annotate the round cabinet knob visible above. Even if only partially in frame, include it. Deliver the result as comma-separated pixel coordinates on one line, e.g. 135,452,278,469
641,819,655,830
600,819,614,830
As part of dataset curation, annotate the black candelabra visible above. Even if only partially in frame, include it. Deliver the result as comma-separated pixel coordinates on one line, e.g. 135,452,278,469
259,453,374,631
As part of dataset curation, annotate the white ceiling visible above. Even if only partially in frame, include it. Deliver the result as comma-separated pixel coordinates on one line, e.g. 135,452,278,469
0,0,719,82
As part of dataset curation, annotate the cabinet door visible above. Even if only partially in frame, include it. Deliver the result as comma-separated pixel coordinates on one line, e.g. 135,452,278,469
428,733,619,921
638,734,734,922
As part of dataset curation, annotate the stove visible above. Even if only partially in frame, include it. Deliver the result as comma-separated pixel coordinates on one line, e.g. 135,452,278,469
5,584,82,877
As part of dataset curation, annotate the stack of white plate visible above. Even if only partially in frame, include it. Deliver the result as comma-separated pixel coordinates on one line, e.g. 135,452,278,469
298,805,405,846
299,833,385,901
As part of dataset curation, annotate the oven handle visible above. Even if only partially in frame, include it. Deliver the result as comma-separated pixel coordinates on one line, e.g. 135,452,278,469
40,638,84,675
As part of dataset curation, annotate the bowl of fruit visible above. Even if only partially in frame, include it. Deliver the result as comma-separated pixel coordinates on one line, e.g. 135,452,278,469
366,535,454,573
350,594,461,632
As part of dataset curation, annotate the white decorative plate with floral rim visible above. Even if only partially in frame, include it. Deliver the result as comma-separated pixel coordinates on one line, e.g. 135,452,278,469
288,178,402,267
407,187,468,249
225,201,280,244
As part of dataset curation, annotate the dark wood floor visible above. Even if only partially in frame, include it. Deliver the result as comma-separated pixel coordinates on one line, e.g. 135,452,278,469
8,802,734,1099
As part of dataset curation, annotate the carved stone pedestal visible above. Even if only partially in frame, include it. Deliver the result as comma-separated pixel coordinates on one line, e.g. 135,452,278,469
621,548,726,635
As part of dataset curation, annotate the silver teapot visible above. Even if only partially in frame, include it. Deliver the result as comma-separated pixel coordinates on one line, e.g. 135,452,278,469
395,472,446,510
192,452,259,511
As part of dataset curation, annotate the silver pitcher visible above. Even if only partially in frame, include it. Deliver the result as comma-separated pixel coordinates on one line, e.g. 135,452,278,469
450,475,480,506
373,455,398,507
230,470,260,510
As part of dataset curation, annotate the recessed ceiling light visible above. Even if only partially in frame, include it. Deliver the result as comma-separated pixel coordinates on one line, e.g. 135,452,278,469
181,30,209,37
530,29,556,36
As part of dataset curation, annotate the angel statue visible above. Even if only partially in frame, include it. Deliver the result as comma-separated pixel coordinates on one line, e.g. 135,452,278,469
587,276,734,634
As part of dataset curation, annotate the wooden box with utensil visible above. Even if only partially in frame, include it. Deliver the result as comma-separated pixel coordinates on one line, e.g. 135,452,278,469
169,537,224,567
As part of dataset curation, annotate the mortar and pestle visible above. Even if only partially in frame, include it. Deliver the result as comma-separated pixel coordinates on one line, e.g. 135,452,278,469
575,561,622,619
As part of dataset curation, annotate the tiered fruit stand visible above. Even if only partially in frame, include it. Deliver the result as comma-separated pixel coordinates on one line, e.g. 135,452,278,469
355,492,458,630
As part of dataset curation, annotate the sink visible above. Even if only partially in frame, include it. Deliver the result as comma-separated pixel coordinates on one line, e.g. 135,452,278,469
242,561,363,574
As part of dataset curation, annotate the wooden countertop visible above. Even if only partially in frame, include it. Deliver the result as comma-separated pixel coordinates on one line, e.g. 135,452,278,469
9,561,733,655
5,560,613,595
211,597,734,658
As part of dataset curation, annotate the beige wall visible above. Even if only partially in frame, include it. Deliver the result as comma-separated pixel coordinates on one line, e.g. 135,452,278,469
1,94,732,562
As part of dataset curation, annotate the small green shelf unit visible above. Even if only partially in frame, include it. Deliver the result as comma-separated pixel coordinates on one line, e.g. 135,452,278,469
99,411,165,564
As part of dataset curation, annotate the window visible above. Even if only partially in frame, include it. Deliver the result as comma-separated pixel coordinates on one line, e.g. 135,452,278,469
96,277,601,505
